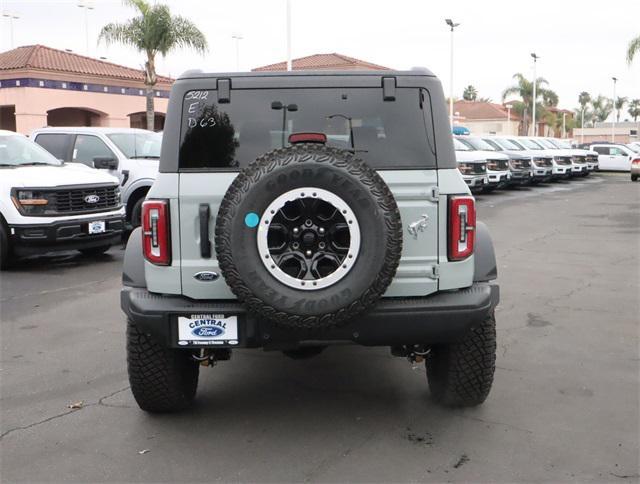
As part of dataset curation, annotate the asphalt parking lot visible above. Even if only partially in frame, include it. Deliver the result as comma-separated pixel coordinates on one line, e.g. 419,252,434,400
1,173,638,483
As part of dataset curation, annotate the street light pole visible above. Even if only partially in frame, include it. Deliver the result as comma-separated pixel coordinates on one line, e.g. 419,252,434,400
78,1,94,55
506,104,513,134
232,34,243,71
611,76,617,142
286,0,292,71
445,19,460,128
581,108,585,144
2,13,20,49
531,53,539,136
562,112,566,138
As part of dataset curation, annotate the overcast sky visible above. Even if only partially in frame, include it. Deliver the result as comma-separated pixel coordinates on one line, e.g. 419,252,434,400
1,0,639,120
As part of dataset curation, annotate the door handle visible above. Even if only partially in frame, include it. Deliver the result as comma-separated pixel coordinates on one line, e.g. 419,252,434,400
199,204,211,259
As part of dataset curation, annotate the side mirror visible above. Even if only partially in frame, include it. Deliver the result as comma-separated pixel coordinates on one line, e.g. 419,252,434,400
93,156,118,170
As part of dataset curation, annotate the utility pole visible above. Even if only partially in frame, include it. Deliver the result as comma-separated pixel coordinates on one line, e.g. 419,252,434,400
612,76,617,142
531,53,540,136
581,108,585,145
445,19,460,128
2,12,20,49
286,0,292,71
78,1,94,56
232,34,243,71
506,104,513,134
562,112,566,138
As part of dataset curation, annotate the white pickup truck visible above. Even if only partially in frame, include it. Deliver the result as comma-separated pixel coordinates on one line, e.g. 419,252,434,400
0,130,124,269
32,127,160,228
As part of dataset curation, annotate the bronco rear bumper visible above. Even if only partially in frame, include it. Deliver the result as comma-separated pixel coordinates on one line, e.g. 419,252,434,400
121,283,500,350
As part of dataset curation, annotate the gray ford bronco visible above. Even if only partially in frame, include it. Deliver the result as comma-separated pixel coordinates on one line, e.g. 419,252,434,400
121,68,500,412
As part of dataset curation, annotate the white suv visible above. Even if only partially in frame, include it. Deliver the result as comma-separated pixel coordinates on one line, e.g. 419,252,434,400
590,144,637,171
0,131,124,269
31,127,160,227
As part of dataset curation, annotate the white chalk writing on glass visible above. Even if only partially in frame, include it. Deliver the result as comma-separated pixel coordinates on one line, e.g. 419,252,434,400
185,91,209,101
187,117,216,128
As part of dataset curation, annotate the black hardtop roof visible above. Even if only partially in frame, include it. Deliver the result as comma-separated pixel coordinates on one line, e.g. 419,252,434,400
177,67,436,80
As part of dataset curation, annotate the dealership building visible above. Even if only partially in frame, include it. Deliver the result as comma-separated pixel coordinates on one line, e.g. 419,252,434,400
0,45,172,134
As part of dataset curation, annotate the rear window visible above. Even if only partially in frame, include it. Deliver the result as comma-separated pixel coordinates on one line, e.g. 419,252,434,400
178,88,436,170
34,133,70,161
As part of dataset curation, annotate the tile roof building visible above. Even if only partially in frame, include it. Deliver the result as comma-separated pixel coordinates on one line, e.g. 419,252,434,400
452,100,521,136
253,53,390,71
0,45,173,134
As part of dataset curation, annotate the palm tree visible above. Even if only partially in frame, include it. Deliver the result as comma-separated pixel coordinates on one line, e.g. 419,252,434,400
502,73,558,135
591,95,614,123
99,0,208,130
462,85,477,101
615,97,628,122
627,34,640,64
576,92,592,128
628,99,640,122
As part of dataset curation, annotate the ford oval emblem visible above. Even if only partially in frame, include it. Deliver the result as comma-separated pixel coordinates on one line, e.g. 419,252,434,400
85,194,100,204
194,271,219,282
191,325,224,337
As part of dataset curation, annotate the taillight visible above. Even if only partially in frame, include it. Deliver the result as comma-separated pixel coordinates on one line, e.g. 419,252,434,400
632,158,640,165
142,200,171,265
448,196,476,261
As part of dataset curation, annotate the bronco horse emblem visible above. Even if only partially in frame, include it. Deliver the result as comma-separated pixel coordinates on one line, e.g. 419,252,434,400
407,214,429,239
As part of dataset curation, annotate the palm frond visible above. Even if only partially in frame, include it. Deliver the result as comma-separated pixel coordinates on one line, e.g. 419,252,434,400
168,15,209,55
98,21,143,49
627,35,640,64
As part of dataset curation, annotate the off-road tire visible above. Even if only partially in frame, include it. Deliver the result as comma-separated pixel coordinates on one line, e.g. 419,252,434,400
127,320,199,412
632,174,638,182
215,143,402,330
426,311,496,407
0,221,11,270
79,245,111,256
130,198,144,229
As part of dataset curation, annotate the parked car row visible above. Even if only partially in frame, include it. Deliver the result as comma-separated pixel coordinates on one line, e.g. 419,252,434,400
0,128,162,270
453,134,607,192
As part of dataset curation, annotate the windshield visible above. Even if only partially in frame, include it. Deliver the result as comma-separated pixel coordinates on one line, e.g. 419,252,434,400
491,138,523,150
108,132,162,159
549,139,572,149
453,138,472,151
517,138,545,150
536,139,557,149
464,137,497,151
0,134,62,167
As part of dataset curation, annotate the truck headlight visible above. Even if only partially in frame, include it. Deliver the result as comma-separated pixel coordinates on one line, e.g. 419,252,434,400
458,163,473,175
12,189,50,215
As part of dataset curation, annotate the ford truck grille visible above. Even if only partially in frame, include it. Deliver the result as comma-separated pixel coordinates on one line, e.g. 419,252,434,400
487,159,509,171
52,185,120,214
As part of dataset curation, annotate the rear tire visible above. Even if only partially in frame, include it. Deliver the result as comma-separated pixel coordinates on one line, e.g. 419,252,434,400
0,221,11,270
426,311,496,407
632,174,638,182
79,245,111,256
130,198,144,229
127,320,199,413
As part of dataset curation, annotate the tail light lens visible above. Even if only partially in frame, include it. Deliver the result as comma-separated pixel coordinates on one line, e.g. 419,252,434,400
632,158,640,165
142,200,171,265
448,196,476,261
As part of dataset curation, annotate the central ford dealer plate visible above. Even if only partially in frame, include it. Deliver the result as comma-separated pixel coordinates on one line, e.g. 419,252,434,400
177,314,238,346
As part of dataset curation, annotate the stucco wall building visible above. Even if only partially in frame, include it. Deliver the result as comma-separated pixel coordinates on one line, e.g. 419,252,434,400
0,45,172,134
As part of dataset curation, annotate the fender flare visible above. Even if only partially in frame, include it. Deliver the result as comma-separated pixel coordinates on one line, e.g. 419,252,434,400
122,227,146,288
474,221,498,282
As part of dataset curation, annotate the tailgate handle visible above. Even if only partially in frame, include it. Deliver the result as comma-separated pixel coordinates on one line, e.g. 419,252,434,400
199,204,211,259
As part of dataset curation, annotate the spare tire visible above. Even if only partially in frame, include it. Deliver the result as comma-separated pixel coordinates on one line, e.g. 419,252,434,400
215,143,402,330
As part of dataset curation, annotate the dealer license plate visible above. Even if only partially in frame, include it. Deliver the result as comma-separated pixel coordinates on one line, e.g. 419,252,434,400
88,221,106,234
178,314,238,346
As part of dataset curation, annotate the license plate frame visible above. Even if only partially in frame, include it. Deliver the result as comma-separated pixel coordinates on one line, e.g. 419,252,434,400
177,314,239,346
88,220,106,234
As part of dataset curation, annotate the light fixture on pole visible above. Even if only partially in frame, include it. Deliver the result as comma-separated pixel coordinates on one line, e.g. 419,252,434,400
611,76,617,142
531,52,540,136
445,18,460,127
2,12,20,49
232,34,243,71
506,104,513,134
286,0,292,71
77,1,94,55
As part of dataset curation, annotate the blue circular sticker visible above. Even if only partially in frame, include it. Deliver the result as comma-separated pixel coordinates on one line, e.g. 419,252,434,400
244,212,260,228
